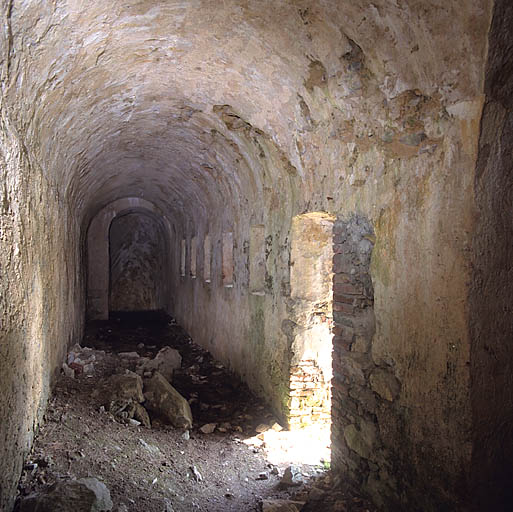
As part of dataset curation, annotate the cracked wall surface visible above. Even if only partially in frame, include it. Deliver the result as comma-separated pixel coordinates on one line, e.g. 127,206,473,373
0,1,510,510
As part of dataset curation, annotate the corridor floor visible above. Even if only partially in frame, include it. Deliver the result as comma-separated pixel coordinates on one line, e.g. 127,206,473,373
15,312,374,511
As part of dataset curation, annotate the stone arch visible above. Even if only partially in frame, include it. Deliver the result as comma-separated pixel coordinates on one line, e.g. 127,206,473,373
86,197,173,320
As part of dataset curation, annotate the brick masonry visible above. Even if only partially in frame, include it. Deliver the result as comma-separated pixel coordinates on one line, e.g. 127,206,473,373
288,359,331,428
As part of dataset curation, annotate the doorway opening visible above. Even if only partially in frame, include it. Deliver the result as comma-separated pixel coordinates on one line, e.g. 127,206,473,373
108,211,168,313
264,212,335,466
86,198,172,321
288,212,334,430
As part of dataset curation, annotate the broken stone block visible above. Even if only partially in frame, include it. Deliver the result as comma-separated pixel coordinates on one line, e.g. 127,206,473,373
261,499,305,511
137,346,182,382
69,362,84,375
18,477,113,512
100,371,145,405
118,351,140,359
78,478,113,511
62,363,75,379
243,436,264,448
93,372,146,423
143,371,193,429
369,368,401,401
189,465,202,482
343,423,374,460
133,402,151,428
279,465,303,488
199,423,216,434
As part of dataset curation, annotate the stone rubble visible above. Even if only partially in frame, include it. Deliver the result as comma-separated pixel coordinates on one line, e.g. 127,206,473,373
143,372,193,429
280,466,304,488
61,362,76,379
65,344,191,431
136,346,182,382
66,345,100,377
199,422,217,434
15,314,378,512
92,371,150,426
18,477,113,512
261,499,306,512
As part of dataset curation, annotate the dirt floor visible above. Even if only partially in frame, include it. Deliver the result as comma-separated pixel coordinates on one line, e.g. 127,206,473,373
15,311,375,512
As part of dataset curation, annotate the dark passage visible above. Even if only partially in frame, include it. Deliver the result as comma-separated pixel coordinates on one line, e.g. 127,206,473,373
109,213,168,312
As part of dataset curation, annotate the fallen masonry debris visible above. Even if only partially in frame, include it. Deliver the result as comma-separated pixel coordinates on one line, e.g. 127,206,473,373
15,312,375,511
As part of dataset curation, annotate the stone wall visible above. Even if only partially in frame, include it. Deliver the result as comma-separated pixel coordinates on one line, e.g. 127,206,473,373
0,118,83,511
470,1,513,508
286,212,334,428
331,212,474,510
86,198,173,320
0,1,508,510
330,216,388,501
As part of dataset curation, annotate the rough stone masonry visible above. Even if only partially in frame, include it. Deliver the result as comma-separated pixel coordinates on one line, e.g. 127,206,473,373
0,1,512,511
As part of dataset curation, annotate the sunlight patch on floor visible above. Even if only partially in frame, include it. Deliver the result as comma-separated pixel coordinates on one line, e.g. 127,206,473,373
243,424,331,467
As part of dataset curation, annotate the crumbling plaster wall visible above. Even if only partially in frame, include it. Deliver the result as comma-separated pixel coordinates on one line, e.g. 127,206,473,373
0,0,502,510
165,2,494,509
172,79,485,511
0,117,84,510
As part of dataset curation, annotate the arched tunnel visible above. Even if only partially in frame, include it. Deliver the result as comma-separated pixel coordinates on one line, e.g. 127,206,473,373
0,1,512,511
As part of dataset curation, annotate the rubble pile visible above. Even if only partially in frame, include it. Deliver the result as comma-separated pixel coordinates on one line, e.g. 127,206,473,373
15,313,373,511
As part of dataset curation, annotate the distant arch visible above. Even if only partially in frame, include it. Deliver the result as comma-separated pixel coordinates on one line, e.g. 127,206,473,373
86,197,173,319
